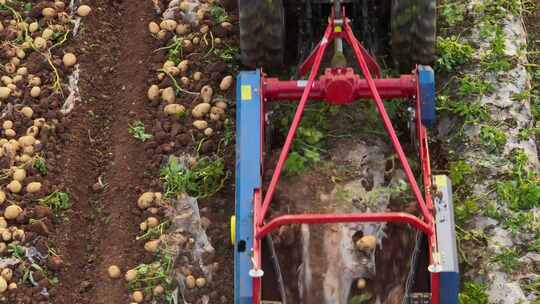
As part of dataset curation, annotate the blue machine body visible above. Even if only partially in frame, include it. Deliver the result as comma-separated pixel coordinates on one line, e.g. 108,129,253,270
434,175,460,304
418,65,436,127
234,70,262,304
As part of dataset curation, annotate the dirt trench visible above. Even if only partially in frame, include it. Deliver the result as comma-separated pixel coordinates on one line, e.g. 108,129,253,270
49,0,157,303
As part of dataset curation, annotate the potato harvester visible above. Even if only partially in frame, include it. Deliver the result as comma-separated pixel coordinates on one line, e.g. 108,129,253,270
232,1,459,303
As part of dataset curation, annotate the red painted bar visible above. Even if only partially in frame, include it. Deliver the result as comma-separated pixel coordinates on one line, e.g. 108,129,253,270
263,75,417,102
256,213,433,239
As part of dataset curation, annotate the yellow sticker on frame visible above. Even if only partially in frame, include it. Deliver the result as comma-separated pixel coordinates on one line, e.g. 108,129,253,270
241,85,252,101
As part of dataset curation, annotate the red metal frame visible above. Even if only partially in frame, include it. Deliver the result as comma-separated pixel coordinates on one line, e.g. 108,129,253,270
251,9,439,304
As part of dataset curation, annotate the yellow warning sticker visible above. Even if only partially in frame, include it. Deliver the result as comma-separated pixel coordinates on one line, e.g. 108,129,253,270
435,175,447,188
334,26,342,33
241,85,252,101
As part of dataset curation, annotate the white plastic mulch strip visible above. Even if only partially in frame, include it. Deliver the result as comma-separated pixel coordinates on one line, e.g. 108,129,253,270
62,0,82,114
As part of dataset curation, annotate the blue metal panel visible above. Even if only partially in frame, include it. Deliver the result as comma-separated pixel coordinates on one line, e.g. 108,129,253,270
434,175,459,304
440,272,460,304
235,70,262,304
418,65,436,127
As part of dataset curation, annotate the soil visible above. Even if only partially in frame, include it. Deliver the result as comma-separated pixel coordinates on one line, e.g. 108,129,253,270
45,0,157,303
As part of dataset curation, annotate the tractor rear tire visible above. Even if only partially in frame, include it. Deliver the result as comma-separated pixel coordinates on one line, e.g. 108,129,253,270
239,0,285,70
391,0,436,73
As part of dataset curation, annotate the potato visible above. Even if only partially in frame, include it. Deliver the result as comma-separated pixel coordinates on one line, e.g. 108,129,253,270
63,53,77,67
7,282,16,290
200,85,213,102
148,22,160,34
144,239,160,253
214,37,222,45
0,87,11,99
30,86,41,98
165,66,180,76
178,60,189,73
164,104,185,115
196,8,206,20
137,192,154,209
0,243,5,254
211,106,224,116
4,64,15,74
219,75,233,91
182,39,192,50
25,126,38,138
209,113,220,121
28,22,39,32
26,182,42,193
1,77,12,86
192,103,211,118
139,221,148,231
161,87,175,104
185,275,196,289
42,28,54,40
29,77,41,86
23,145,34,155
146,217,159,228
0,191,5,205
195,277,206,288
356,278,366,289
204,128,213,136
153,285,164,296
77,5,92,17
193,120,208,130
4,205,22,219
16,67,28,76
108,265,121,279
193,71,202,81
163,60,175,69
15,49,25,59
147,85,160,101
221,21,233,31
160,19,177,32
20,106,33,118
13,168,26,182
215,100,227,110
1,231,10,242
356,235,377,251
12,229,24,241
199,24,209,34
132,291,143,303
19,135,36,147
6,181,22,193
33,37,47,50
180,76,190,86
125,269,137,282
2,121,12,130
176,24,190,35
54,1,65,10
0,219,6,229
1,268,12,282
42,7,56,17
157,30,167,40
0,277,6,293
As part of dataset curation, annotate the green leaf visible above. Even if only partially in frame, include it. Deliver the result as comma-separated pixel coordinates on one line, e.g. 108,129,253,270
284,152,307,174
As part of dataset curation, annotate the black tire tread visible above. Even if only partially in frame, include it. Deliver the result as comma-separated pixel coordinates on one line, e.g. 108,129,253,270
391,0,436,73
239,0,285,69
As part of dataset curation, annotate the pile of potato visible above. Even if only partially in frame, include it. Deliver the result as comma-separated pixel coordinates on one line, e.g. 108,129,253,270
0,0,90,296
146,0,235,138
